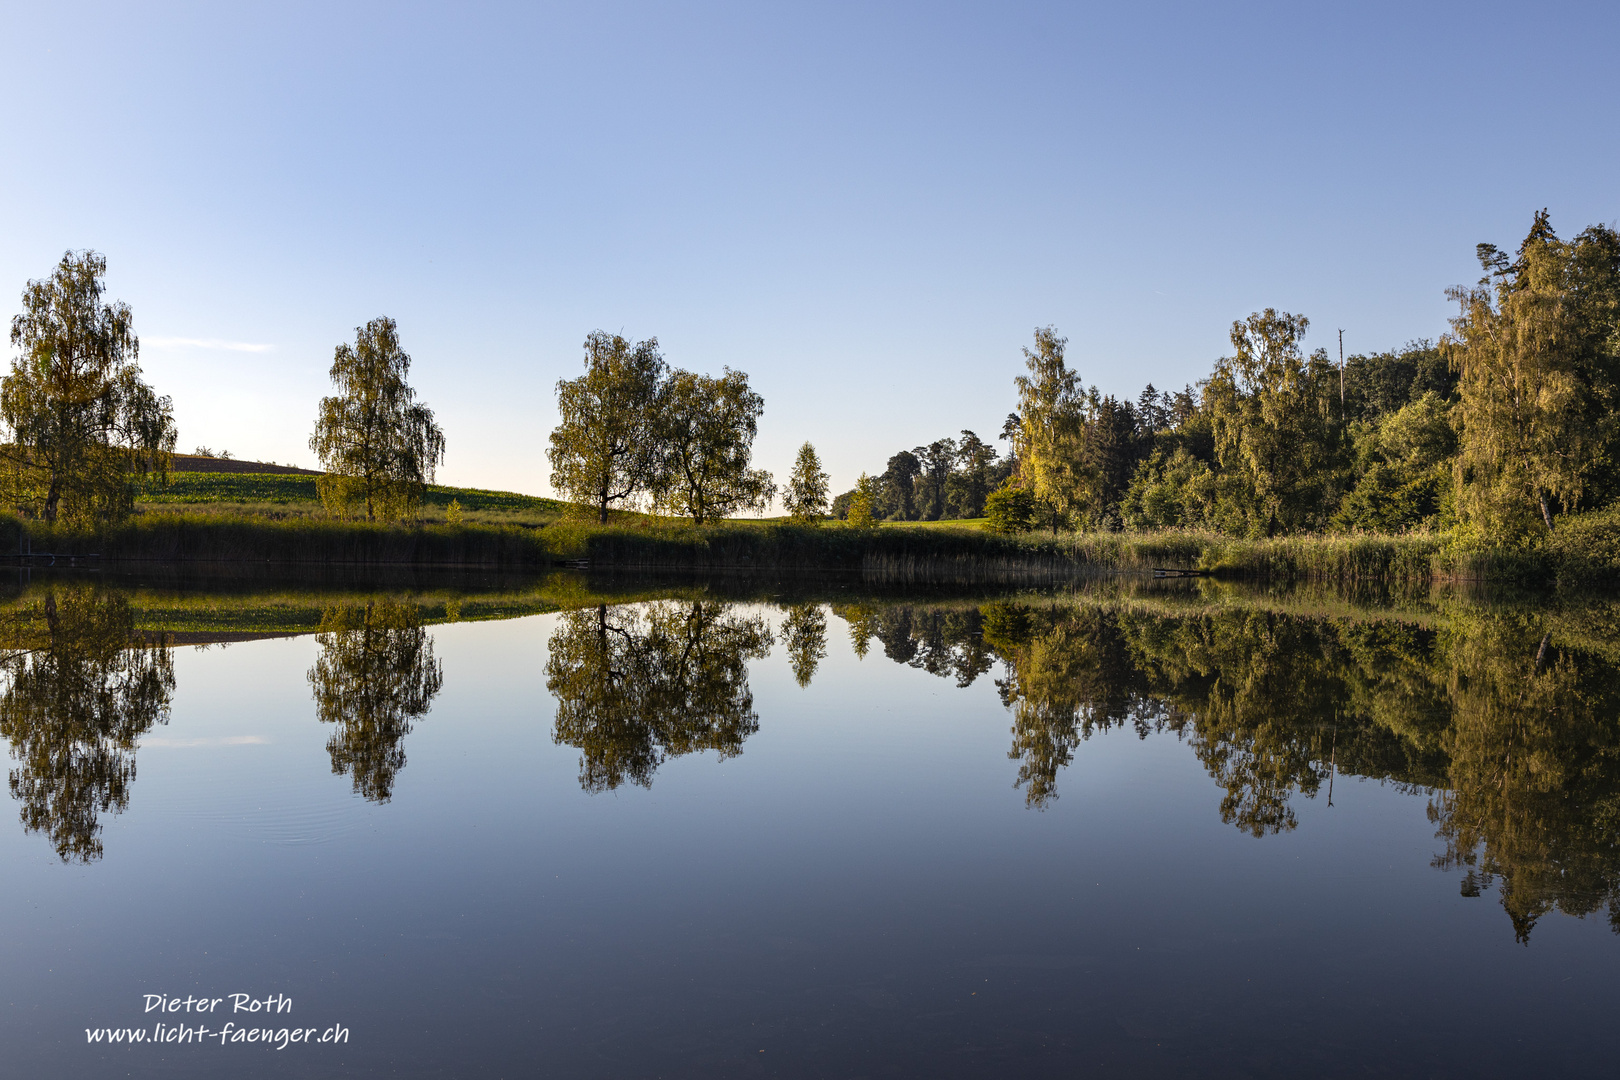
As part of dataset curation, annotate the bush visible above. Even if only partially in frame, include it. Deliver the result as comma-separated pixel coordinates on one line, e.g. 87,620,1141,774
1543,508,1620,581
984,486,1035,533
845,474,878,529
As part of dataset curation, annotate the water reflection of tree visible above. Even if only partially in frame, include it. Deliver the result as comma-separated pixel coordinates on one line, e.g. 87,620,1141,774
1127,610,1351,834
0,588,173,862
833,602,878,659
782,604,827,688
986,603,1158,808
852,592,1620,940
1427,615,1620,943
832,602,995,686
308,599,443,802
547,601,772,792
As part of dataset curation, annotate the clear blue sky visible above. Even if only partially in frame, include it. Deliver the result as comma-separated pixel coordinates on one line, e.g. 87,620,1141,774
2,1,1615,499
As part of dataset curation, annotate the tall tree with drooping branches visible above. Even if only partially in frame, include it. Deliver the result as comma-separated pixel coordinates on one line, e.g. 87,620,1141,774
1445,211,1620,536
2,251,176,523
310,317,445,522
548,331,667,523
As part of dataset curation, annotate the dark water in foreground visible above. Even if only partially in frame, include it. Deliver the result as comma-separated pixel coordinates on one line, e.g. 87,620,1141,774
2,573,1617,1078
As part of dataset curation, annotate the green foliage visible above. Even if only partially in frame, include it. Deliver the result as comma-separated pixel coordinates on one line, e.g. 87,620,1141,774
840,430,1011,525
845,473,878,529
0,587,174,862
782,603,828,686
1446,212,1620,537
1542,507,1620,582
1333,392,1457,533
1333,464,1446,533
548,335,775,526
1121,447,1216,530
2,251,177,524
945,430,1003,518
913,437,957,520
1012,326,1091,526
445,498,463,525
548,331,667,524
783,441,830,523
875,450,919,521
1080,394,1142,526
546,601,772,791
310,317,445,522
1205,309,1347,536
1341,340,1455,422
1377,390,1458,469
984,483,1035,533
308,599,443,802
653,367,774,523
948,215,1620,546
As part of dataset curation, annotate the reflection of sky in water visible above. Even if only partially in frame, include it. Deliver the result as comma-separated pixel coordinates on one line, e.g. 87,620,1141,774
0,599,1617,1078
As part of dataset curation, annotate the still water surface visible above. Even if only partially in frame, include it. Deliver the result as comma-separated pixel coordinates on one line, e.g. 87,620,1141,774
1,574,1616,1077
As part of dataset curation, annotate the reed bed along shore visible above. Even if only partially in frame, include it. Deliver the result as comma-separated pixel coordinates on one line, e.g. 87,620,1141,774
0,510,1612,586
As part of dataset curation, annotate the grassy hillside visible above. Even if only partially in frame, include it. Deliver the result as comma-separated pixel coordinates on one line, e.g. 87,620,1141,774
139,471,569,526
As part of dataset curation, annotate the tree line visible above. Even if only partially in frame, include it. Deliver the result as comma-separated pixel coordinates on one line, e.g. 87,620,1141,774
0,251,449,525
14,209,1616,541
0,250,818,528
544,330,840,525
833,211,1620,542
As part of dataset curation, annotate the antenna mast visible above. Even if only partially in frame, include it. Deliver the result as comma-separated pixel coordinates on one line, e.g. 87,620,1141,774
1338,329,1345,409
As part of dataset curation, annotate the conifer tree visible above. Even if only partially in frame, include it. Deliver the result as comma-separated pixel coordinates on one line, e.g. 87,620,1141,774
783,441,830,523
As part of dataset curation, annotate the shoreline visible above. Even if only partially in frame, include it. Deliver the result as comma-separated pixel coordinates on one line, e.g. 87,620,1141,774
0,513,1612,586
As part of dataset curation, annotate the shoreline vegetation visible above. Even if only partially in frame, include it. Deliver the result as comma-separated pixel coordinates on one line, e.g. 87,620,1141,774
5,502,1619,586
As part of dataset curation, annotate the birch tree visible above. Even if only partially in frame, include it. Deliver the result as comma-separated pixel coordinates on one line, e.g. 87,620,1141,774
1445,212,1620,535
310,317,445,522
547,331,666,523
2,252,176,523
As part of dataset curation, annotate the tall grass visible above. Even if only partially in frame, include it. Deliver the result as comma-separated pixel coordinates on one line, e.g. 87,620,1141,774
0,513,550,567
0,509,1611,585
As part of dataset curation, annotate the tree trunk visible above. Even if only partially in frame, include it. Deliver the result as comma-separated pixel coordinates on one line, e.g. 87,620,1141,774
1538,490,1554,531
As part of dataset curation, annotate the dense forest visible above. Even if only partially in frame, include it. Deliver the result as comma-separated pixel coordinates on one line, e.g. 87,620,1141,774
834,212,1620,545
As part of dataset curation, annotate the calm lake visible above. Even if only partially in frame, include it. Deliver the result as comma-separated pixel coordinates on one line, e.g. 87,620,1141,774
2,571,1616,1078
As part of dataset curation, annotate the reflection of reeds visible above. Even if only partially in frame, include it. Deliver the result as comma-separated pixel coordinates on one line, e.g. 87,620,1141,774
568,523,1546,586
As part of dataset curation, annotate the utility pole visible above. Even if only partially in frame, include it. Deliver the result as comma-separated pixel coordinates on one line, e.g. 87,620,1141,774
1338,329,1345,410
1327,720,1337,808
